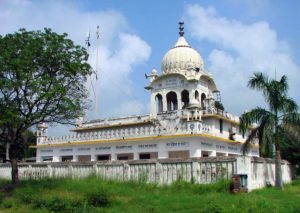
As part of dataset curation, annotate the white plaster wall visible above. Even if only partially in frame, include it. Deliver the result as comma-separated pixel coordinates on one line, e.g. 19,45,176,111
236,156,292,191
0,157,292,191
37,135,254,163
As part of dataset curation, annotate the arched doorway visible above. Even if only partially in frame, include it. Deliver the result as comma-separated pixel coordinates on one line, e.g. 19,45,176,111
166,91,178,111
201,93,206,108
155,94,163,113
181,90,189,109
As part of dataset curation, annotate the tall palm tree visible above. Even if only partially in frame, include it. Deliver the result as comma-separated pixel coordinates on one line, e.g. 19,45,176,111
239,72,299,189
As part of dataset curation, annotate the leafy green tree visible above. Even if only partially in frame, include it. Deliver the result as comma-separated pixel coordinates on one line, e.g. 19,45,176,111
215,101,224,111
0,28,92,184
0,129,36,162
0,140,6,162
239,72,299,189
280,124,300,176
23,130,37,160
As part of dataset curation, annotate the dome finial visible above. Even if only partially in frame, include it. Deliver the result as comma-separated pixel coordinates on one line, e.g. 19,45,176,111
179,21,184,37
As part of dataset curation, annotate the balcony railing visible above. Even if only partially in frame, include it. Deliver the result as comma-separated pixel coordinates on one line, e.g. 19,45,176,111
202,108,240,123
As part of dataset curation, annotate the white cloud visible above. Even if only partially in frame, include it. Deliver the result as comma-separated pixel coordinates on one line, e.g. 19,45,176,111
94,32,151,117
0,0,151,135
185,4,300,114
110,100,148,117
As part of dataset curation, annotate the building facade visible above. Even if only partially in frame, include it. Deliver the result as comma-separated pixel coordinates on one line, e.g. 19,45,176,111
35,23,259,162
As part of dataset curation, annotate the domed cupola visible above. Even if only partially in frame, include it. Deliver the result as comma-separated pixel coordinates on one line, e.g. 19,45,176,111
161,22,204,74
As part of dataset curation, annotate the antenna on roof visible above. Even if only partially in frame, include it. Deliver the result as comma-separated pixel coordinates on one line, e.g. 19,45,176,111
85,30,91,51
84,30,91,122
94,25,100,120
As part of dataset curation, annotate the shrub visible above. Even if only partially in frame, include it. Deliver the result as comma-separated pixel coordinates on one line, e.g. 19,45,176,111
201,201,223,213
1,198,13,209
0,191,4,204
193,179,232,194
86,190,111,208
30,196,85,212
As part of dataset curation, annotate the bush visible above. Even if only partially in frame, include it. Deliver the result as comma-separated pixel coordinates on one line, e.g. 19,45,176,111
1,198,13,209
0,191,4,204
201,201,223,213
30,196,86,212
193,179,232,194
16,185,86,212
86,190,111,208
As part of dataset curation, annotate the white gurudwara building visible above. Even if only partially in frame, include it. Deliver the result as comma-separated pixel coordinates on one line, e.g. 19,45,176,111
35,23,259,162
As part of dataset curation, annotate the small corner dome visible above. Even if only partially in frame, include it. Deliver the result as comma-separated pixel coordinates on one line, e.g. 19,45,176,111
151,68,157,75
161,36,204,74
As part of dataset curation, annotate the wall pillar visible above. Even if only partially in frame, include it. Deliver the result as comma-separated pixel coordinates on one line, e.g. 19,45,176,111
150,93,157,118
189,89,195,103
36,156,42,163
176,91,182,110
158,150,168,159
162,93,167,112
111,154,116,161
210,150,217,157
192,162,200,183
72,155,78,162
91,154,96,162
191,149,202,158
53,155,60,162
235,156,252,190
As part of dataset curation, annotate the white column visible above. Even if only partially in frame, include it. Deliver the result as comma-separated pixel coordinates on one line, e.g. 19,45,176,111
150,93,156,117
36,156,42,163
210,150,217,157
189,89,195,102
162,92,167,112
91,147,96,161
190,148,202,158
72,155,78,162
158,150,168,159
53,155,60,162
91,154,96,161
111,153,116,161
176,91,182,110
134,152,139,160
52,149,60,162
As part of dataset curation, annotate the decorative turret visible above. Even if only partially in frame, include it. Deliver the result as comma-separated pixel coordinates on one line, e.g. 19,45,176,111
36,123,48,145
145,68,158,83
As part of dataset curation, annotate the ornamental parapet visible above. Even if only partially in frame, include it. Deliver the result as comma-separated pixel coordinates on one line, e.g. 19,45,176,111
36,108,249,146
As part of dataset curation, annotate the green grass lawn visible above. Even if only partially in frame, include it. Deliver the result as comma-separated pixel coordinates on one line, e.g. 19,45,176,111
0,176,299,213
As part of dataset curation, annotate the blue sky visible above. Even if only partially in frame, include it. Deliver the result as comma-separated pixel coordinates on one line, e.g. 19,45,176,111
1,0,299,136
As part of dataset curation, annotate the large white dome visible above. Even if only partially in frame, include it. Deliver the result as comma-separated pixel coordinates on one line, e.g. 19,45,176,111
161,36,204,74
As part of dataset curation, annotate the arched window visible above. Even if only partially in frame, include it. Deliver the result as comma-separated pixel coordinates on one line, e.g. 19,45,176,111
201,93,206,108
181,90,189,109
195,90,199,101
166,91,178,111
155,94,163,113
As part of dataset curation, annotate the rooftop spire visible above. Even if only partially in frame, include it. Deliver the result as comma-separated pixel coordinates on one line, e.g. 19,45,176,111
179,21,184,37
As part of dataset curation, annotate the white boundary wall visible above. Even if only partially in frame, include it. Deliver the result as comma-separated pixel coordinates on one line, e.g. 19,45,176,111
0,156,291,191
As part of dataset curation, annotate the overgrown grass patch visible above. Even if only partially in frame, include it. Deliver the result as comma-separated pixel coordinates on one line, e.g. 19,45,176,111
0,176,300,212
